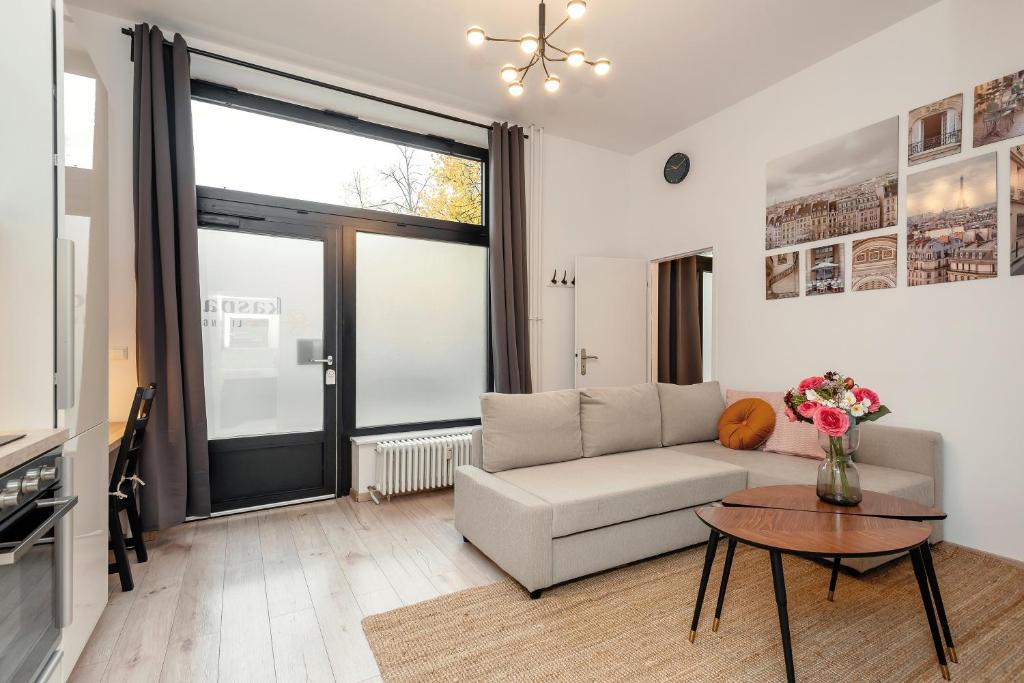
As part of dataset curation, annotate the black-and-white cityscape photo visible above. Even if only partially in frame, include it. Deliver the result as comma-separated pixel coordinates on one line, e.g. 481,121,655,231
766,117,899,250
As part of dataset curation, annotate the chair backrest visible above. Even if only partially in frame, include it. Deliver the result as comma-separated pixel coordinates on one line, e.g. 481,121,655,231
109,384,157,495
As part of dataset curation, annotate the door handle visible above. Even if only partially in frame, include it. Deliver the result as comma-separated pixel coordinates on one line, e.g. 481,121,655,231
579,348,599,376
56,239,75,410
310,355,334,367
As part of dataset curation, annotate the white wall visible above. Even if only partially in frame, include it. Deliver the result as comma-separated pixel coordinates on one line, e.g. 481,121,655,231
538,134,635,390
627,0,1024,562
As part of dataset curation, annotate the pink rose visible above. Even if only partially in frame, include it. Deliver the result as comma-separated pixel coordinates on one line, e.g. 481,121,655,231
797,401,820,418
813,406,850,437
798,376,826,393
853,387,880,413
784,407,797,423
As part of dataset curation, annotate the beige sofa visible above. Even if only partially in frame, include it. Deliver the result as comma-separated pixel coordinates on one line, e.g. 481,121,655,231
454,382,942,597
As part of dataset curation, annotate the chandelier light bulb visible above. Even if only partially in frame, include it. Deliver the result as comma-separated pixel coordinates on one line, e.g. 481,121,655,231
544,75,561,93
466,26,486,46
567,49,585,67
520,34,539,54
567,0,587,20
593,58,611,76
508,81,525,97
500,64,519,83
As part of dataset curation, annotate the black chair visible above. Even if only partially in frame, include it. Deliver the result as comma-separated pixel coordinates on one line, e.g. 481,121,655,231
108,384,157,591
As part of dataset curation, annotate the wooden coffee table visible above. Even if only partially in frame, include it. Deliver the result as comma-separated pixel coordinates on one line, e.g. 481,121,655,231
689,486,954,682
724,485,947,604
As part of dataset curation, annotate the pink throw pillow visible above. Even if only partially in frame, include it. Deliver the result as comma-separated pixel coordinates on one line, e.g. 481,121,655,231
725,389,823,460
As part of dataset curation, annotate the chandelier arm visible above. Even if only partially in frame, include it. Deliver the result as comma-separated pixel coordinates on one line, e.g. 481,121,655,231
546,56,567,62
484,36,519,43
520,55,539,72
545,42,569,56
544,16,569,40
541,57,550,78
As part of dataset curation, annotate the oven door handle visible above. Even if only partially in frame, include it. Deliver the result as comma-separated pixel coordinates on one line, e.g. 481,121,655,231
0,496,78,567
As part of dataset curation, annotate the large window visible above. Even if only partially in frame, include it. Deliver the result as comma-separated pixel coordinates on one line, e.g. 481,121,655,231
192,82,489,444
354,232,488,428
192,100,483,225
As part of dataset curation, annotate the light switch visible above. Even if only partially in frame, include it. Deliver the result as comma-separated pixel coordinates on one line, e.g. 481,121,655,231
109,345,129,360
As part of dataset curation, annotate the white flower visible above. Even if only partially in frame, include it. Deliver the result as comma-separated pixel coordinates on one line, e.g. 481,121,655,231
842,390,857,408
805,389,820,402
850,402,866,417
860,398,872,410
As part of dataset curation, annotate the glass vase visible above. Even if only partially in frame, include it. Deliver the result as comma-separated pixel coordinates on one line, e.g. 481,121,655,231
816,424,862,506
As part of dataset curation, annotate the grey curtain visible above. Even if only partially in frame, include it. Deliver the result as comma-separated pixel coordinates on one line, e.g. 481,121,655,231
133,24,211,528
657,257,703,385
488,122,532,393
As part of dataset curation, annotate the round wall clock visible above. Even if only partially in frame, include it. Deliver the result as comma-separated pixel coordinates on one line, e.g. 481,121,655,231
663,152,690,184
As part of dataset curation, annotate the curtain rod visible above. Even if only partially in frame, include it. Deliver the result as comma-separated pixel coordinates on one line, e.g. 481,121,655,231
120,26,495,133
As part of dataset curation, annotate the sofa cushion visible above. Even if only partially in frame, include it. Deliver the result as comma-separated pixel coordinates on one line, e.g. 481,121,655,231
657,381,725,446
726,389,821,459
717,398,776,449
580,383,663,458
480,390,583,473
493,448,747,537
668,441,935,507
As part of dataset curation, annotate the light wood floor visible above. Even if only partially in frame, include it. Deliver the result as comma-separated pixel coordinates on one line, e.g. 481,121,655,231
70,490,505,683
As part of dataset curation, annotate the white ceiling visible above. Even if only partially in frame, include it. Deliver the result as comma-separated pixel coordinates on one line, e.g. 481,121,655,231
68,0,941,153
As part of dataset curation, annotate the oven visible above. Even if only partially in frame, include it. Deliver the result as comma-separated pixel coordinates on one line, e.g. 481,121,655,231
0,448,77,683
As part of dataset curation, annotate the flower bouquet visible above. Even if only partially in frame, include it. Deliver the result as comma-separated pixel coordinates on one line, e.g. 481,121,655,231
784,371,890,505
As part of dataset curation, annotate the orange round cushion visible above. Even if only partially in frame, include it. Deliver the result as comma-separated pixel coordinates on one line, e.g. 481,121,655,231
718,398,776,450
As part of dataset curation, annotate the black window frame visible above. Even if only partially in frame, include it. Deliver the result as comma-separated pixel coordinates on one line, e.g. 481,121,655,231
192,82,492,496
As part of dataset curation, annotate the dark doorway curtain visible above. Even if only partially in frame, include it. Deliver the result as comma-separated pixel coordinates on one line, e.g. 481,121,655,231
657,256,704,385
133,24,211,528
488,122,532,393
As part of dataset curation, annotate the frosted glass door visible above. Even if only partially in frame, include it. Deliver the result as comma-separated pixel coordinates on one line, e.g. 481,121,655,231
199,230,325,438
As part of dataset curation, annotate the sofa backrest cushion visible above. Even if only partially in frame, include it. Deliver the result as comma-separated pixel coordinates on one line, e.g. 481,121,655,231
580,383,663,458
657,381,726,446
480,390,583,473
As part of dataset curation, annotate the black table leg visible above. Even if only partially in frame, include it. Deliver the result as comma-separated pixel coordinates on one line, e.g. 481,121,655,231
827,557,841,602
910,546,951,681
689,530,720,643
770,551,796,683
712,538,737,632
921,543,957,664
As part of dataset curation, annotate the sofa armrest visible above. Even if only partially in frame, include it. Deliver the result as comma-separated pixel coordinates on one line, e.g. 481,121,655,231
454,465,553,592
470,426,483,469
855,423,944,536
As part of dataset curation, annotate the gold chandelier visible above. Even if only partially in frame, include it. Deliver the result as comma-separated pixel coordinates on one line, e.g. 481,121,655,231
465,1,611,97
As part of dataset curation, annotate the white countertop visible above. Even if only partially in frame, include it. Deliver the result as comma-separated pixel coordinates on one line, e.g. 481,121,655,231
0,428,70,474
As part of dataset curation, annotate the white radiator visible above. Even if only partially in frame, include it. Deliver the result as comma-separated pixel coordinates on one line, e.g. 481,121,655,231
372,432,473,501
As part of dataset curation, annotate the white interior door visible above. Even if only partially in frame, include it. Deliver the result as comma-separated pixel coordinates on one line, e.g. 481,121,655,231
574,256,648,388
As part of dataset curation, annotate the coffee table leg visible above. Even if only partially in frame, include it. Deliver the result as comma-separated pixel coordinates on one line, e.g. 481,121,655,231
712,538,737,632
689,530,720,643
921,544,957,664
827,557,841,602
769,551,796,683
910,546,951,681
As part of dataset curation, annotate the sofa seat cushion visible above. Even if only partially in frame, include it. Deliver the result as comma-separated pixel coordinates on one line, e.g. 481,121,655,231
493,448,747,537
669,441,935,507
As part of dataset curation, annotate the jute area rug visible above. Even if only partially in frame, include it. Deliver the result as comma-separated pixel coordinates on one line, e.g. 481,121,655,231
362,543,1024,682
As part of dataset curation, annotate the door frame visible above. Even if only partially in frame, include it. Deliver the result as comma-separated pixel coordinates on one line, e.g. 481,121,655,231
197,187,491,501
648,246,716,383
197,211,339,512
